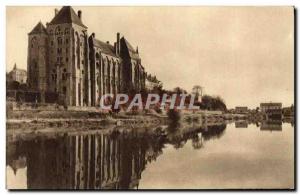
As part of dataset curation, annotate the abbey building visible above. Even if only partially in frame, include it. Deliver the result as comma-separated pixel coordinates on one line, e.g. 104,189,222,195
27,6,146,107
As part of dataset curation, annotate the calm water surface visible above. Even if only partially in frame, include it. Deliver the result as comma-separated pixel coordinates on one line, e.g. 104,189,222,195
6,121,294,189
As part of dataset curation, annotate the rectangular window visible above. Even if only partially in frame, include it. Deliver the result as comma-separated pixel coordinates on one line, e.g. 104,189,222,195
66,57,69,62
66,38,69,44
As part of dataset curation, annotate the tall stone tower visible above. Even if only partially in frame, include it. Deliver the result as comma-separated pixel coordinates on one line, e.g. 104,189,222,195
27,22,48,91
45,6,90,106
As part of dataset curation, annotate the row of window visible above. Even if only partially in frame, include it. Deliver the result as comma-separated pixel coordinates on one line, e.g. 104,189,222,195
49,26,70,36
50,37,69,46
57,48,69,54
56,57,69,64
51,69,68,81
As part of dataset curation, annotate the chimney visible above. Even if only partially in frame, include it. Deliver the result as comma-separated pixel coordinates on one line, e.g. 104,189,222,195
116,32,120,55
136,46,139,53
55,8,58,16
114,42,117,53
78,10,82,20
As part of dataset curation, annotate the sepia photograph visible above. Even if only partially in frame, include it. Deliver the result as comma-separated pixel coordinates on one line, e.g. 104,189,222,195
5,5,294,190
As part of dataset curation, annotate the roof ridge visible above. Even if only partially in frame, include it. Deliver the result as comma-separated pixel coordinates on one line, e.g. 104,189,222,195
121,37,140,60
49,6,87,28
93,38,117,57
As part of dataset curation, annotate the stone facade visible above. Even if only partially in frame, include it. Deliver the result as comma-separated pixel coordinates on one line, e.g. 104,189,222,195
7,63,27,84
27,6,146,106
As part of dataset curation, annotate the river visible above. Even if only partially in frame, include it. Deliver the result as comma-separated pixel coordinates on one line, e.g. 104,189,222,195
6,119,294,189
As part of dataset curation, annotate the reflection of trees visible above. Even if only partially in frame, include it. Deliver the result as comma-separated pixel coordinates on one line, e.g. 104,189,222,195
191,134,203,150
166,121,181,134
201,124,226,140
166,123,227,150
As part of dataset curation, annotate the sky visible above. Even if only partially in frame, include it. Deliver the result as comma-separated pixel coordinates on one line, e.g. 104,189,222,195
6,6,294,108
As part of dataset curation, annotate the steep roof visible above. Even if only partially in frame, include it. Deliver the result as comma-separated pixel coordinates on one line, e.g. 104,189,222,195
28,22,47,35
93,39,118,57
122,37,140,60
49,6,87,28
9,68,27,74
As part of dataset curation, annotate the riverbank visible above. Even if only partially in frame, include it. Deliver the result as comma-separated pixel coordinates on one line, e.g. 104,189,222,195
6,107,250,131
7,110,164,130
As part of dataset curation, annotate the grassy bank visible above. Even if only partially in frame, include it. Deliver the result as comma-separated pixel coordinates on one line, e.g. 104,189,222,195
6,109,164,130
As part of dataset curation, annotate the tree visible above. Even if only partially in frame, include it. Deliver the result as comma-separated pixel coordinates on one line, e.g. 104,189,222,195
200,95,227,111
7,81,20,90
173,87,187,94
256,107,260,113
192,85,203,101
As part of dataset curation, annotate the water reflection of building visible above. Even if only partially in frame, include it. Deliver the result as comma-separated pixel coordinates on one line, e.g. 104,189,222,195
7,123,228,189
235,107,248,114
235,121,248,128
8,131,158,189
260,120,282,131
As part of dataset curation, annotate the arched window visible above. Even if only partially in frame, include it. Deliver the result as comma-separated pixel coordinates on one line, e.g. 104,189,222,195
62,68,67,81
97,74,100,85
51,69,57,82
57,37,62,45
55,26,61,35
96,53,100,60
107,57,110,76
64,28,69,35
31,37,37,48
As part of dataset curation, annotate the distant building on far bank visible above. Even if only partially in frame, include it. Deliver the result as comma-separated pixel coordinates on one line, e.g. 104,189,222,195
145,74,161,91
260,103,282,113
260,102,282,119
7,63,27,84
235,106,248,114
282,105,294,117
